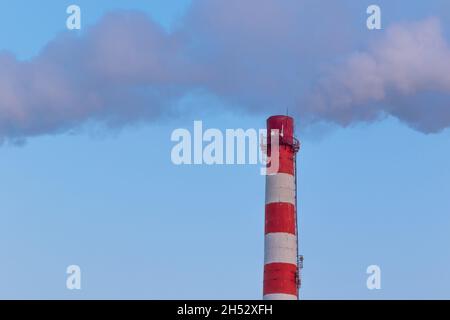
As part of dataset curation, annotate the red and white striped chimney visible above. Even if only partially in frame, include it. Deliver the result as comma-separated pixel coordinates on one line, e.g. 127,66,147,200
263,115,300,300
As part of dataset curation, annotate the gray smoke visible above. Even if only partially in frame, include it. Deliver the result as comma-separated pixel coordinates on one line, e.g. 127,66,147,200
0,1,449,144
306,18,450,133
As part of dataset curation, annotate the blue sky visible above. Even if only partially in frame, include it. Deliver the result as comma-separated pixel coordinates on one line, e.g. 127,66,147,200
0,0,449,299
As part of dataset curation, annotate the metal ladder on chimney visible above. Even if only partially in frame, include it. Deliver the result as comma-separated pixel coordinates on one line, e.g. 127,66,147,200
293,137,303,294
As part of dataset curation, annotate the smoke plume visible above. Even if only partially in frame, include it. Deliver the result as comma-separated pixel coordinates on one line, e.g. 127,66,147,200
0,0,450,143
307,18,450,133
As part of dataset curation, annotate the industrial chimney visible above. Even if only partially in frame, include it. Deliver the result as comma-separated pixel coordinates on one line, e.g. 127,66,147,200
263,115,301,300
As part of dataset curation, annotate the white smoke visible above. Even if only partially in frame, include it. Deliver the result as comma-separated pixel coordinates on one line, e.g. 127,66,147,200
306,18,450,133
0,1,450,144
